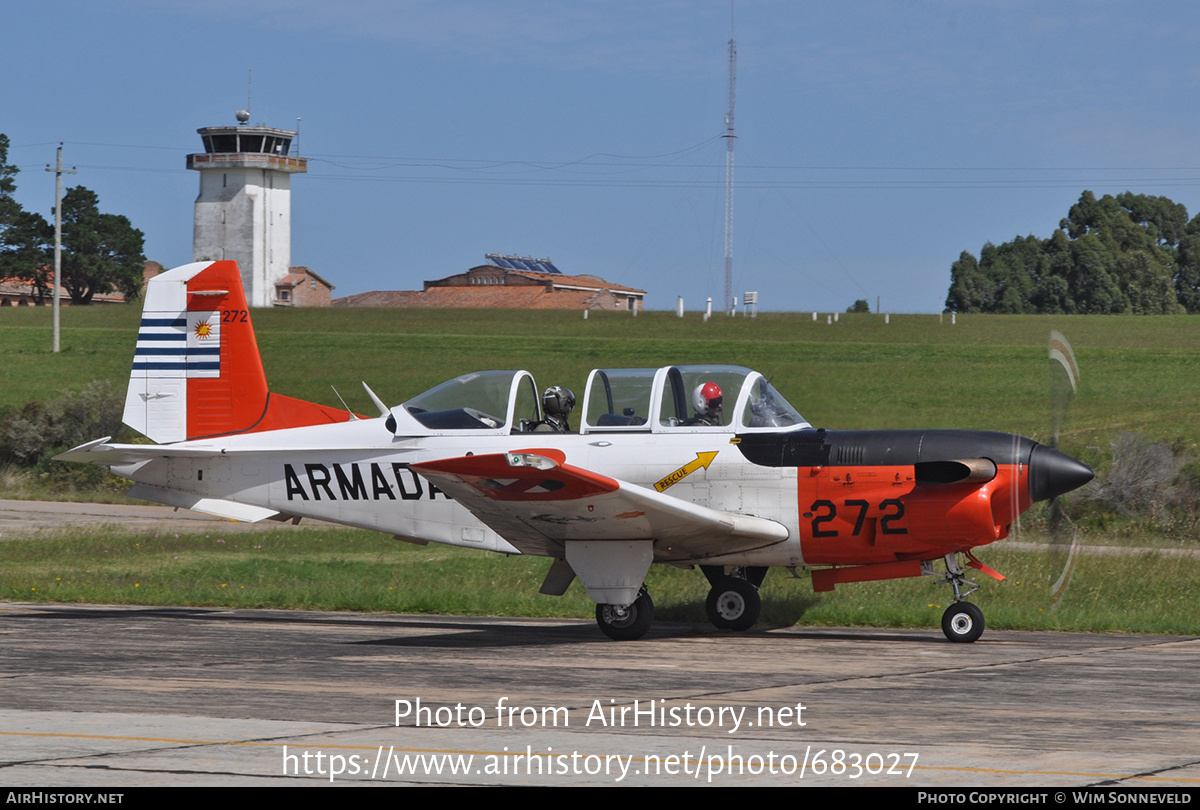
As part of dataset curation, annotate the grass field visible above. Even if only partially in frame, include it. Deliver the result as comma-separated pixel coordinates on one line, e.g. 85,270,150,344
2,302,1199,633
3,303,1199,459
3,527,1196,636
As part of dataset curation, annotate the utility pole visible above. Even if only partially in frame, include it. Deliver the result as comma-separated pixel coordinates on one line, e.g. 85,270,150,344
45,144,76,353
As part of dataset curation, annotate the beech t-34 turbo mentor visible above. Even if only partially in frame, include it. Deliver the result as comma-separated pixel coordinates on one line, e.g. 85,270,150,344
59,261,1095,642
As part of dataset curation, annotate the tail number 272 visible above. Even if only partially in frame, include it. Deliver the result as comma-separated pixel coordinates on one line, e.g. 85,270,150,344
806,498,907,538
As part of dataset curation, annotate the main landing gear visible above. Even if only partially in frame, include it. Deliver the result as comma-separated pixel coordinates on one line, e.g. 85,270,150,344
593,565,769,640
595,588,654,641
923,554,986,643
702,566,767,632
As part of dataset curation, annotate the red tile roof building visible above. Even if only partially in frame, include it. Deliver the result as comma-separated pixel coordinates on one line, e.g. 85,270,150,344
274,266,335,307
333,257,646,311
0,263,157,307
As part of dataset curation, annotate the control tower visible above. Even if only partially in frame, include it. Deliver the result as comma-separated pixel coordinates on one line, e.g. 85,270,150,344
186,111,306,307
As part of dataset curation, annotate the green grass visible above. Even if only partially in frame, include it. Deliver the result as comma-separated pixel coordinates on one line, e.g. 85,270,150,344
0,528,595,616
5,305,1200,460
3,527,1196,635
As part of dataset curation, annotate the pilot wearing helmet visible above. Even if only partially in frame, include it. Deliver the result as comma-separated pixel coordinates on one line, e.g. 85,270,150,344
684,381,723,426
532,385,575,432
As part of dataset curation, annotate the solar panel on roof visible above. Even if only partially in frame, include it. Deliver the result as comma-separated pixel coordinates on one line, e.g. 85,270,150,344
484,254,561,274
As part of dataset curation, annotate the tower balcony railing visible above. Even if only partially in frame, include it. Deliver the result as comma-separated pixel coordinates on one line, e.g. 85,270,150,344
186,153,307,172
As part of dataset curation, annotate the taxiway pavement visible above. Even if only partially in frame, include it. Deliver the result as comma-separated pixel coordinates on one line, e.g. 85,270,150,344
0,602,1196,787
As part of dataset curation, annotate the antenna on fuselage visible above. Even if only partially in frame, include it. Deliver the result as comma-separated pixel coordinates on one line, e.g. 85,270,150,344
330,386,360,420
362,382,390,417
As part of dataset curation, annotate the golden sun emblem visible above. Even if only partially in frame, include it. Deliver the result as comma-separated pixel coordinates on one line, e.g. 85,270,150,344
193,320,213,340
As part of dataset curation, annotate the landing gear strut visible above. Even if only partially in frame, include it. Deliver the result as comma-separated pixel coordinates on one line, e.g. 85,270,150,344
702,566,766,631
923,554,986,643
595,588,654,640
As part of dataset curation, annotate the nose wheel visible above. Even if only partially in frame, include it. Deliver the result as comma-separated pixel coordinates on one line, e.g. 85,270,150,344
941,601,984,643
595,588,654,640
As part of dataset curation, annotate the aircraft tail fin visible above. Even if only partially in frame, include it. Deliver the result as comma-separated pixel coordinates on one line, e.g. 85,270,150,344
124,260,354,443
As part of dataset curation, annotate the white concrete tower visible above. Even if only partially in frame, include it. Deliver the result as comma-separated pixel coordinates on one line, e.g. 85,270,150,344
187,116,307,307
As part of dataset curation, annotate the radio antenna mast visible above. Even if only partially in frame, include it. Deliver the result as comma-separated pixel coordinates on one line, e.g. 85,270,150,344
723,18,737,315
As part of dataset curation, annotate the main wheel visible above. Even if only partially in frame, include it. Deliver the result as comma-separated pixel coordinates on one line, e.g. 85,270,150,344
596,590,654,640
941,601,985,643
705,576,761,632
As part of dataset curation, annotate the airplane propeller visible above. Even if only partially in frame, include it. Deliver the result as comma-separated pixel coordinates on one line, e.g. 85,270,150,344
1046,330,1083,602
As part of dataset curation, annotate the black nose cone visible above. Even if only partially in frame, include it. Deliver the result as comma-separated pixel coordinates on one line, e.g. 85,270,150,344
1029,444,1094,502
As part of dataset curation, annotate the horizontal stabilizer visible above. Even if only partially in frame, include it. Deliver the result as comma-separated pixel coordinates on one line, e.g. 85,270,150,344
54,437,224,466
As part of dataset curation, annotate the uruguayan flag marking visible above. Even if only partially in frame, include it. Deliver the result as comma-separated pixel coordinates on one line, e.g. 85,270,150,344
186,311,221,377
131,311,220,378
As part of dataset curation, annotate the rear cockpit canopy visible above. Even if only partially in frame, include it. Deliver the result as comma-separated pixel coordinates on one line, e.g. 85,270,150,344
390,370,541,435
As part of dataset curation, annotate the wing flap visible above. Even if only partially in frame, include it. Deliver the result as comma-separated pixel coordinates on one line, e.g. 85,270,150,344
411,450,789,560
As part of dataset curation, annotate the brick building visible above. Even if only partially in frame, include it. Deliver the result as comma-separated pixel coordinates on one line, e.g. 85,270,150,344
274,266,335,307
333,254,646,311
0,262,160,306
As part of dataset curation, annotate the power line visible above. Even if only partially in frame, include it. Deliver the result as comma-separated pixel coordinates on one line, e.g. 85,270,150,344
21,138,1200,175
26,160,1200,191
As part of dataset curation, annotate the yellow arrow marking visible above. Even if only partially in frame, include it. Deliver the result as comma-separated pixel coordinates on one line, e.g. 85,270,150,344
655,451,718,492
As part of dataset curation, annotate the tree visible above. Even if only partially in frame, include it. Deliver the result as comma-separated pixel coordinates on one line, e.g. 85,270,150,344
1067,234,1126,313
945,251,993,313
3,211,53,301
847,299,870,313
947,190,1197,314
0,136,145,305
57,187,145,304
1174,215,1200,312
0,135,54,299
1118,251,1182,314
0,134,26,260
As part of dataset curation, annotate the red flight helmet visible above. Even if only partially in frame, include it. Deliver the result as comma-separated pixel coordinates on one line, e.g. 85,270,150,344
692,381,723,416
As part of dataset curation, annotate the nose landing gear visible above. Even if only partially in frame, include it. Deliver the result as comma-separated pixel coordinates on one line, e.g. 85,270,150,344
923,553,989,643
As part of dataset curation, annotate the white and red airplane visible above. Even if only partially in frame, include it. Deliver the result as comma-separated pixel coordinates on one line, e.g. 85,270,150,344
59,260,1094,642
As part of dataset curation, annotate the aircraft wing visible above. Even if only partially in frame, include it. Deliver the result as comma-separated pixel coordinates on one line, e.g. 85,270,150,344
410,449,789,561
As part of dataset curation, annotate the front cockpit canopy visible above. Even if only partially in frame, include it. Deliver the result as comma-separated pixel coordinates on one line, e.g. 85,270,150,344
740,374,806,429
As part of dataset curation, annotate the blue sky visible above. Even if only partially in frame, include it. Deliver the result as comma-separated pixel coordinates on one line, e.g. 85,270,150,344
5,1,1200,312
